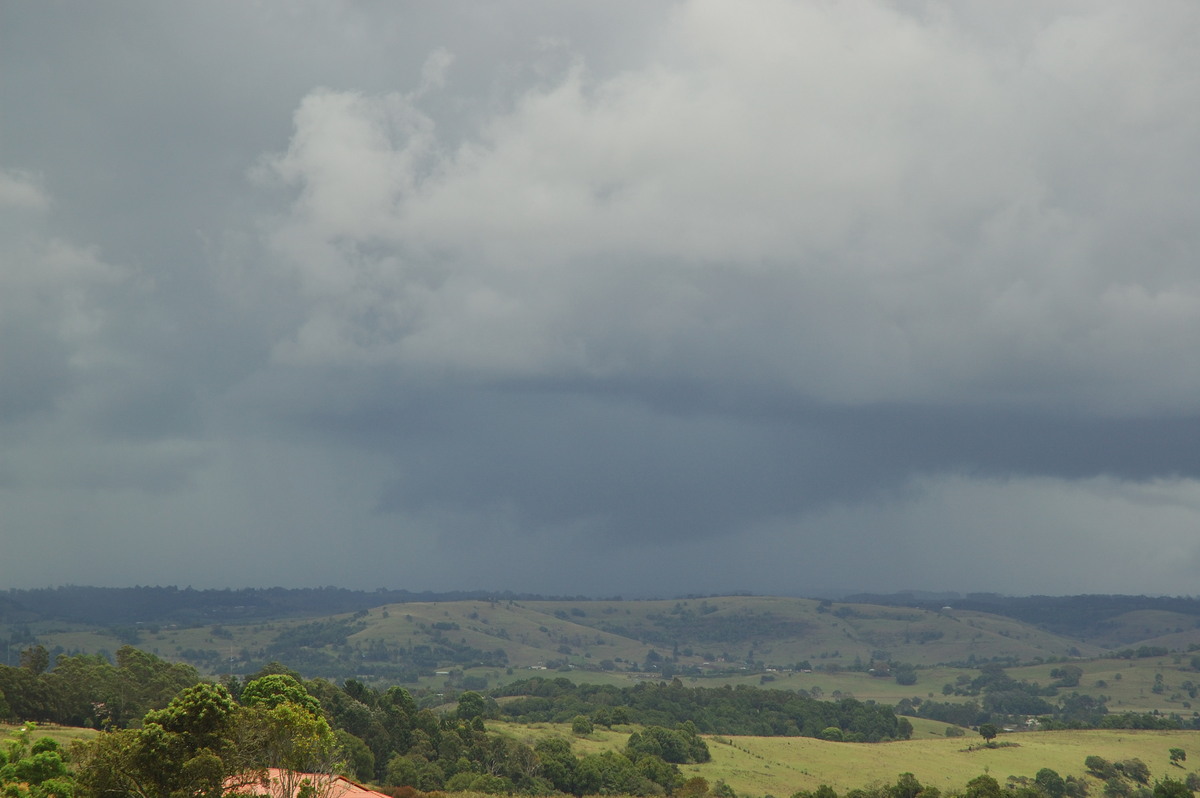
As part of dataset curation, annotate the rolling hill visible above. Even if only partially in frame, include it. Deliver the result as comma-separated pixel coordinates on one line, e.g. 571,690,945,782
12,592,1200,701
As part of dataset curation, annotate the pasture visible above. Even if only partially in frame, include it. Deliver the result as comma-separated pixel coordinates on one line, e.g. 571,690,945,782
493,721,1200,798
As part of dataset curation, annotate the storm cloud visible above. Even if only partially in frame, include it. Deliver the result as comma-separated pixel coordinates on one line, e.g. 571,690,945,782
2,1,1199,597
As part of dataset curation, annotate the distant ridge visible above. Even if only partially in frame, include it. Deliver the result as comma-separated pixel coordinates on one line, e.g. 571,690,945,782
842,591,1200,636
0,585,592,626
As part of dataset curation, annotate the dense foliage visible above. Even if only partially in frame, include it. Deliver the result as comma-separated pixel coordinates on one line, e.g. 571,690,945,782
0,645,202,727
494,677,912,742
3,658,1200,798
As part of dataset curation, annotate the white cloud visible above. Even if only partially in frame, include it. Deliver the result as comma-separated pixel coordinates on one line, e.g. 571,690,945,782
250,0,1200,416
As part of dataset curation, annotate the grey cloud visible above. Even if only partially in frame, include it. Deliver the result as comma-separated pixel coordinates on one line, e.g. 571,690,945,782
2,1,1200,595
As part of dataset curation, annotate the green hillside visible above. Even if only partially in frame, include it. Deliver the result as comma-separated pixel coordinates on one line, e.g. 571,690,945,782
492,721,1200,798
27,595,1109,682
16,594,1200,718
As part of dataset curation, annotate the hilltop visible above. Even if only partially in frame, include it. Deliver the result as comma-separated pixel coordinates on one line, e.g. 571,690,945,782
7,590,1200,708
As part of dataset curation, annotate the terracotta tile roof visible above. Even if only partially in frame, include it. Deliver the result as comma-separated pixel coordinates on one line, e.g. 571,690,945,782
226,768,390,798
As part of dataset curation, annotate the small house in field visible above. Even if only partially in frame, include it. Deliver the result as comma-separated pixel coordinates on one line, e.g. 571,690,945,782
226,768,389,798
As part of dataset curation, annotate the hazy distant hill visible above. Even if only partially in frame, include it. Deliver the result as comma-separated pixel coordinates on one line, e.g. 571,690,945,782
7,588,1200,689
843,592,1200,647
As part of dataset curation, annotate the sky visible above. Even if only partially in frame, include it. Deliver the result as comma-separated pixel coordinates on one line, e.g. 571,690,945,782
2,1,1199,598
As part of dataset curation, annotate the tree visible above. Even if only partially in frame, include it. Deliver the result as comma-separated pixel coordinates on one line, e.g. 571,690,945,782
75,716,230,798
1169,748,1186,767
456,691,488,722
143,681,237,753
0,724,72,798
977,723,999,745
19,646,50,676
73,679,346,798
240,700,343,796
241,674,322,717
1153,778,1191,798
1104,778,1131,798
891,772,924,798
1118,759,1150,785
572,715,594,735
72,682,251,798
1036,768,1067,798
1087,756,1118,780
335,729,375,782
1051,666,1083,688
965,775,1002,798
626,725,709,765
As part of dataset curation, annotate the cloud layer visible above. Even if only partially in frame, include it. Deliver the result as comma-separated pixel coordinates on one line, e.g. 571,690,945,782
2,1,1199,596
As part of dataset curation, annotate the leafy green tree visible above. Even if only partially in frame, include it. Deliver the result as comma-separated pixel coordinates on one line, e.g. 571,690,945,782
534,737,577,793
1169,749,1186,767
456,691,489,722
240,674,322,717
636,754,684,793
1087,757,1119,780
384,753,421,787
19,646,50,676
572,715,594,735
111,646,203,727
1119,759,1151,785
965,775,1003,798
891,772,924,798
240,700,342,784
626,725,709,764
0,666,53,723
712,780,738,798
73,678,346,798
143,681,237,754
978,723,999,745
0,724,72,798
1051,666,1084,688
1103,778,1131,798
335,729,375,782
74,709,233,798
1036,768,1067,798
1153,778,1191,798
1063,777,1089,798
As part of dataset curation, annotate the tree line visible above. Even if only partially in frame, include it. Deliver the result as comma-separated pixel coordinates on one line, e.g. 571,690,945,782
494,677,912,742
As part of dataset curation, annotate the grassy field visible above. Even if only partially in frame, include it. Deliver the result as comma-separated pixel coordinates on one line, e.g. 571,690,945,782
689,728,1200,797
1008,657,1200,716
0,721,98,747
492,722,1200,798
